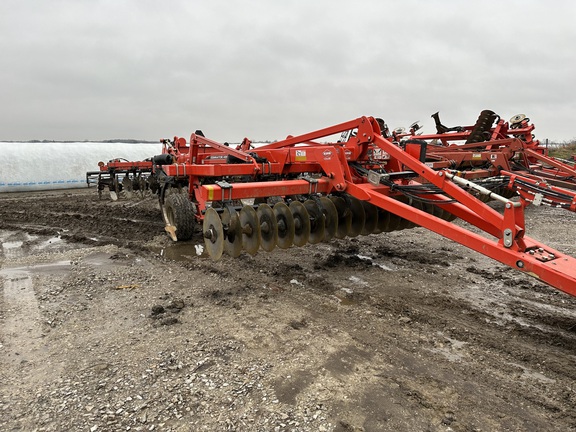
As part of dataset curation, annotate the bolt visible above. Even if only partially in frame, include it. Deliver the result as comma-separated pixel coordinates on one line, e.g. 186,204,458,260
294,217,302,230
261,221,270,234
242,223,253,236
203,228,216,242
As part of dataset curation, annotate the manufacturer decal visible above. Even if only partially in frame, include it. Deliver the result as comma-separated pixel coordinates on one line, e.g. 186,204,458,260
295,150,307,161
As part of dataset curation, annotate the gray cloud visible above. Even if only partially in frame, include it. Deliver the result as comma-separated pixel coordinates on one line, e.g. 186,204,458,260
2,0,575,142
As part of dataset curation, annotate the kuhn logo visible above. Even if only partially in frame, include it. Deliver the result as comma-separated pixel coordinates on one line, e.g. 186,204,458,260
323,149,332,160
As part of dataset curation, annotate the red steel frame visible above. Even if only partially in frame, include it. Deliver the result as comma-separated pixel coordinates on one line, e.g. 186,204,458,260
91,115,576,295
151,116,576,296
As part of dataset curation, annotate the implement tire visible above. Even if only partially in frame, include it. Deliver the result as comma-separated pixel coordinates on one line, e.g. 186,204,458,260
162,193,196,241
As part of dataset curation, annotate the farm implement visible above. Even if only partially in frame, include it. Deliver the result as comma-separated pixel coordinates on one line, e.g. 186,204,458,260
90,111,576,296
86,159,156,200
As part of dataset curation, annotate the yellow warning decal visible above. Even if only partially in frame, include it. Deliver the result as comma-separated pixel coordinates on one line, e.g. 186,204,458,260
295,149,307,162
206,185,214,201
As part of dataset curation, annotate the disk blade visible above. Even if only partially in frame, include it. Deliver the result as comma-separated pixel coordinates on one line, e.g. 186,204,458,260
203,207,224,260
375,208,390,233
240,205,261,255
289,201,310,247
361,201,378,235
122,176,133,192
273,202,295,249
257,204,278,252
304,200,325,244
319,196,338,241
221,207,242,257
347,195,365,237
329,196,351,239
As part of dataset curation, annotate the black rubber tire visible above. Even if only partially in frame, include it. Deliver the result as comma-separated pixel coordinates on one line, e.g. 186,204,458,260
162,193,196,241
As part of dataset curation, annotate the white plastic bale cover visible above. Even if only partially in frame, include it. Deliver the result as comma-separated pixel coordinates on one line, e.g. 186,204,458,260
0,142,162,192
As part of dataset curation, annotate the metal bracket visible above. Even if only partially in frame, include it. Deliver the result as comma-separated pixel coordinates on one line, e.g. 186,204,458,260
261,161,273,175
301,176,319,194
503,228,513,248
216,180,233,202
527,247,557,262
532,193,544,206
367,170,389,186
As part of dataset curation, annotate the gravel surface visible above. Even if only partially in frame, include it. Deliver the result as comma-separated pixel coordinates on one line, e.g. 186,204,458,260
1,188,575,431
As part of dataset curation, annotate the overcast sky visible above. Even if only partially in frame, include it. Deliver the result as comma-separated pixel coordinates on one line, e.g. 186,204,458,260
2,0,576,143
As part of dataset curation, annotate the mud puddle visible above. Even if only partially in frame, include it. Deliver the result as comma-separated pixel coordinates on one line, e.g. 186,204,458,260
0,230,73,260
148,241,208,261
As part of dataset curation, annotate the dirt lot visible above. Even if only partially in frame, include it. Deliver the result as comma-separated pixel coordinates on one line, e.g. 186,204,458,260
1,188,575,432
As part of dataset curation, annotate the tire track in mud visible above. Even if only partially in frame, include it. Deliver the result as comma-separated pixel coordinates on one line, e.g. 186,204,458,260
1,268,45,366
0,191,165,247
192,242,576,430
305,285,576,429
0,234,59,393
252,236,576,429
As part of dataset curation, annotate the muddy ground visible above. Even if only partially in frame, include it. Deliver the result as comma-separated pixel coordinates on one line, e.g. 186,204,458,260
0,188,575,432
